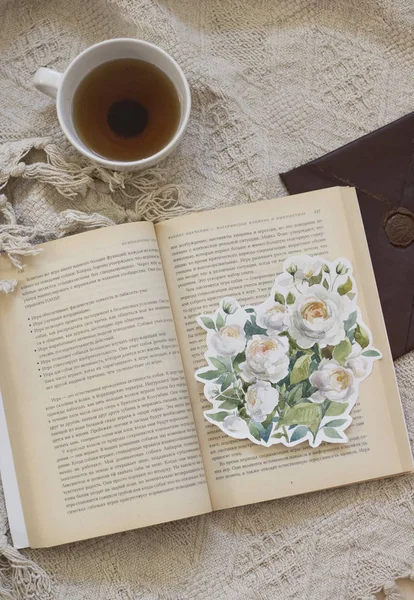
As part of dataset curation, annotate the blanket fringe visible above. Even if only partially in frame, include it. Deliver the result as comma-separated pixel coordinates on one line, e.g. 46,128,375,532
0,195,16,225
0,193,45,270
56,209,115,234
1,141,190,216
0,225,44,270
126,183,192,222
0,186,117,278
361,574,413,600
0,208,116,275
382,580,405,600
0,138,191,283
0,535,52,600
0,280,18,294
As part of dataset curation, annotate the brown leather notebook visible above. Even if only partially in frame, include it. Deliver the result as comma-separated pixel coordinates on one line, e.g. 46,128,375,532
280,112,414,359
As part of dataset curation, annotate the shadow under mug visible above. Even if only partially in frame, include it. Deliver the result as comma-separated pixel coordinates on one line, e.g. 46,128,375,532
33,38,191,171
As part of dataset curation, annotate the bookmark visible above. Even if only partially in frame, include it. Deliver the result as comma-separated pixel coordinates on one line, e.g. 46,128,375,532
195,255,382,448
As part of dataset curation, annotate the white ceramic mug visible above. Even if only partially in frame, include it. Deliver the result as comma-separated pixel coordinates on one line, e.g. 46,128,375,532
33,38,191,171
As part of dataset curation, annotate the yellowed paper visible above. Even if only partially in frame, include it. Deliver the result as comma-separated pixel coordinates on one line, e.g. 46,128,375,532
156,187,412,510
0,223,211,547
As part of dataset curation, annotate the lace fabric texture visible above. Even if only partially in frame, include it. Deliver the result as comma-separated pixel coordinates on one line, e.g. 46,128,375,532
0,0,413,598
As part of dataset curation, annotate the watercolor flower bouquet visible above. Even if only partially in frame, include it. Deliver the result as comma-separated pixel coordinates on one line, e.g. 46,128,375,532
195,255,382,448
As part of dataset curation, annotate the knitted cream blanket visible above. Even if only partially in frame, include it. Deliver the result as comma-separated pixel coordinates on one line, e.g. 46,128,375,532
0,1,413,599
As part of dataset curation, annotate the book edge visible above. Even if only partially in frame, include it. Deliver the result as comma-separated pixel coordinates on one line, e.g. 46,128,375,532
0,390,29,549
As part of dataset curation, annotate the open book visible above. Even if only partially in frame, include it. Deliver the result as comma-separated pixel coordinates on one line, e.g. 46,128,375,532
0,187,411,549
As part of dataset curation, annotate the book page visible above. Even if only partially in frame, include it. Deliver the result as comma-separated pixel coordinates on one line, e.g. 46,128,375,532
0,223,211,548
156,187,412,510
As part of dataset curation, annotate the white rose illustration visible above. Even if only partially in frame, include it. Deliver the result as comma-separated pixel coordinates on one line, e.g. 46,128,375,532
242,334,289,383
256,299,288,333
245,381,279,423
288,284,351,349
346,355,369,379
222,414,249,438
208,324,246,357
310,360,354,403
220,297,239,315
284,255,322,281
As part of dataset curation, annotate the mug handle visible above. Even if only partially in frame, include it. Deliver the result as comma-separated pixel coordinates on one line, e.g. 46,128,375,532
33,68,63,99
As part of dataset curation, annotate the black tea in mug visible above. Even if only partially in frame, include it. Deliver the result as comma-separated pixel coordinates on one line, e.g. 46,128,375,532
72,58,181,162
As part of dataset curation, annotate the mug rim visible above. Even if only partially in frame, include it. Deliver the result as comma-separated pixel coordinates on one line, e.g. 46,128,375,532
56,38,191,170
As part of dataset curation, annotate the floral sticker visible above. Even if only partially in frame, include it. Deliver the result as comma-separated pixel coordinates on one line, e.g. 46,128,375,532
195,255,382,448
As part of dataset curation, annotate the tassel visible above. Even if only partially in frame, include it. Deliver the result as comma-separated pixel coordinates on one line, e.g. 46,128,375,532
43,144,189,211
0,208,115,271
31,143,189,212
0,226,44,270
0,280,18,294
1,140,189,221
0,138,49,191
383,580,405,600
0,139,191,273
0,534,52,600
126,183,192,222
0,192,51,270
0,196,16,226
56,209,115,235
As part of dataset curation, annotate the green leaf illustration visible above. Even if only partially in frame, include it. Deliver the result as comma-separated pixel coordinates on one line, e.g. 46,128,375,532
209,357,228,371
200,316,216,330
197,369,222,381
249,421,261,441
325,401,348,416
287,383,304,405
272,432,285,439
347,292,356,300
217,387,238,399
344,310,357,334
290,354,312,385
278,403,321,427
244,320,267,338
362,349,381,358
208,412,228,422
220,373,233,391
286,292,295,305
322,264,330,273
216,313,225,330
337,276,352,296
262,407,278,429
274,292,285,305
290,425,308,442
324,427,343,439
354,323,370,348
218,397,240,410
245,308,255,313
346,328,355,344
233,351,245,372
308,270,323,286
324,419,347,427
332,338,352,366
323,279,329,290
309,418,321,436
